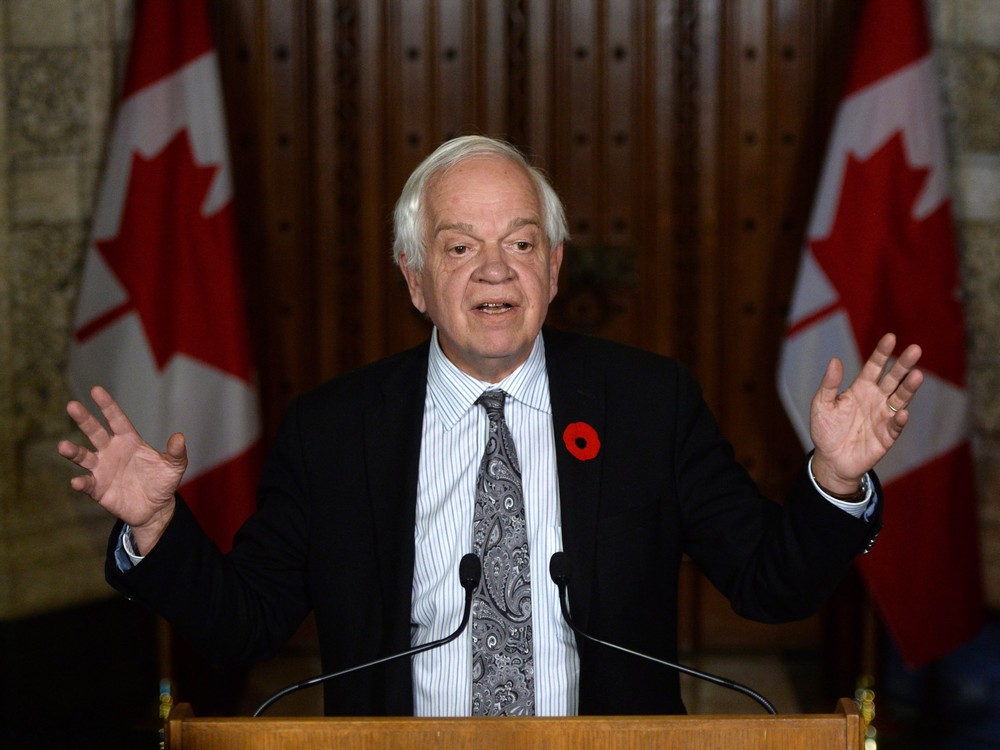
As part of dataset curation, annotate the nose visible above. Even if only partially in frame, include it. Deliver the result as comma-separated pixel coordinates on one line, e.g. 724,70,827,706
475,243,515,283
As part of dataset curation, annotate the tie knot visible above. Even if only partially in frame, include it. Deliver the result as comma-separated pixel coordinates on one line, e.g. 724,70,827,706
476,389,507,416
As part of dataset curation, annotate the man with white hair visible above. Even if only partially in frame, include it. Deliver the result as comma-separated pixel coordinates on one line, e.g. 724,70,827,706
60,135,922,717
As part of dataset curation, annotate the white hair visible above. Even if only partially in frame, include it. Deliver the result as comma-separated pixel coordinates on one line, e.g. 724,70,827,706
392,135,569,271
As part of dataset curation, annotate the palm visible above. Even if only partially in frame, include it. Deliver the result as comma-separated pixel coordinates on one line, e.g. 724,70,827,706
808,333,923,489
59,386,186,532
86,429,185,526
811,376,894,479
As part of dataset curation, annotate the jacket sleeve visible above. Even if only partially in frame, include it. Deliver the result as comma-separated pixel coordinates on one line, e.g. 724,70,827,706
671,362,881,622
105,400,316,666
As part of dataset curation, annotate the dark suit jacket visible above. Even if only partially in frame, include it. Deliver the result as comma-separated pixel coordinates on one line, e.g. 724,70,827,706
108,327,879,716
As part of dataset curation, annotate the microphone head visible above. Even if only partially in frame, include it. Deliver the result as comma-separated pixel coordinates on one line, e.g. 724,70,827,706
459,553,482,591
549,551,572,586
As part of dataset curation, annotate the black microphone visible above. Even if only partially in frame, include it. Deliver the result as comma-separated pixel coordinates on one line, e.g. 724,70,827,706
548,551,777,714
253,552,482,717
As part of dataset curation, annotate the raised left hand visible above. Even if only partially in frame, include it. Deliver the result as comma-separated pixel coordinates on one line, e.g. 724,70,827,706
809,332,923,496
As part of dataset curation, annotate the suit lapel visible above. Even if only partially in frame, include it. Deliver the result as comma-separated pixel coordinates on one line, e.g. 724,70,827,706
544,327,605,629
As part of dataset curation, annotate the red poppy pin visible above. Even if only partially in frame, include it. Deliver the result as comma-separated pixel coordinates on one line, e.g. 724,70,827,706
562,422,601,461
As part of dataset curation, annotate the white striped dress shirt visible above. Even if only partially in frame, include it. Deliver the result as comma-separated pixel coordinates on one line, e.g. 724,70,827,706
410,330,580,716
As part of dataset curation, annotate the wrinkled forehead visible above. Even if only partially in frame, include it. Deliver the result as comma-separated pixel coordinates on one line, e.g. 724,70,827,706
423,154,544,218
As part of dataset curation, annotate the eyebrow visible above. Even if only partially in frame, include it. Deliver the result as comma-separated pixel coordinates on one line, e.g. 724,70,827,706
432,217,542,239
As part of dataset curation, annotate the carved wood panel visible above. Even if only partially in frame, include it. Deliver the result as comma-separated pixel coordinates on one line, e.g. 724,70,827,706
213,0,864,673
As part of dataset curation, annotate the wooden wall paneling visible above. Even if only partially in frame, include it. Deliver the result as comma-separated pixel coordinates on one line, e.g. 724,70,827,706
805,0,871,699
550,0,600,335
601,1,642,244
308,0,344,381
381,0,436,359
682,0,732,653
436,4,515,157
756,0,865,491
545,0,646,348
524,0,556,173
214,0,259,358
435,0,473,142
760,0,819,497
680,0,734,424
389,0,430,156
214,0,867,472
690,0,723,391
683,0,730,655
686,0,867,666
257,1,316,414
642,0,679,359
216,0,289,444
719,0,862,498
690,0,824,654
208,0,882,686
561,0,599,246
724,0,770,479
599,0,645,348
504,0,531,147
651,0,702,658
362,2,521,369
356,0,392,367
476,1,510,136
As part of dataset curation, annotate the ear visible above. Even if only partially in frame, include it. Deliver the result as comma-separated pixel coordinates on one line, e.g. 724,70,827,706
399,253,427,313
548,243,564,302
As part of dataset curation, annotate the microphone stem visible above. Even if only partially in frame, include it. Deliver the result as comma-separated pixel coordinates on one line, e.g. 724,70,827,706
253,589,475,717
557,588,778,715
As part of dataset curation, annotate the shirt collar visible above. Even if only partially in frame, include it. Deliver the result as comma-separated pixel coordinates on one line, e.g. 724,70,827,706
426,329,550,429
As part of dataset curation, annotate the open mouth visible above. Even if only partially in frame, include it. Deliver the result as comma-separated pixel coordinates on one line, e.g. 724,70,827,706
477,302,514,313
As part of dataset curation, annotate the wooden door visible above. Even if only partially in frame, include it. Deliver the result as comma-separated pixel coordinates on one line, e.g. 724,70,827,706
212,0,864,691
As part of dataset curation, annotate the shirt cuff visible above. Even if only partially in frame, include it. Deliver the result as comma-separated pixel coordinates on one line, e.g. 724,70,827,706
808,455,877,520
114,524,145,571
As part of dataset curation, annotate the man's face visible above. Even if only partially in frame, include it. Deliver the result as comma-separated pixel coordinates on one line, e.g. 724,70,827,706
400,155,563,383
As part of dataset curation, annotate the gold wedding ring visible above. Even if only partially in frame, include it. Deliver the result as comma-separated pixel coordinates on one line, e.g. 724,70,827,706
887,401,899,413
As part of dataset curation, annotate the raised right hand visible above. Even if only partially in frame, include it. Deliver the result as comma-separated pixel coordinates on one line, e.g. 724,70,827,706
58,385,186,555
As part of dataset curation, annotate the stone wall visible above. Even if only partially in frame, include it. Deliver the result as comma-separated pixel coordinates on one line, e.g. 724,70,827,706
930,0,1000,605
0,0,132,618
0,0,997,619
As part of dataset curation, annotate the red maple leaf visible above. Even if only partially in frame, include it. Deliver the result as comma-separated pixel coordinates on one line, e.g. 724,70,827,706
80,130,252,380
809,132,966,386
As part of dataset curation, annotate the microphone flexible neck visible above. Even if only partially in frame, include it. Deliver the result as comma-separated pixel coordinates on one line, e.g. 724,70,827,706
253,554,480,717
550,555,777,715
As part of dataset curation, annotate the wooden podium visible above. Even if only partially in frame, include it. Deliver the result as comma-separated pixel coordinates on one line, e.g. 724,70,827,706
166,698,863,749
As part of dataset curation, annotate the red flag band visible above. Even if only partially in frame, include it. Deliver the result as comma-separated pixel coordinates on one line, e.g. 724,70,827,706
777,0,983,667
69,0,260,552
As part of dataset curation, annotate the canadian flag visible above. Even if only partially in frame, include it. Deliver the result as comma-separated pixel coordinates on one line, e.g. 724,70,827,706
68,0,260,552
778,0,983,667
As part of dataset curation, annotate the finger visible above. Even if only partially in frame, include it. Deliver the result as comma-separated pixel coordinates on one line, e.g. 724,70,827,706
883,404,911,439
57,438,80,460
165,432,187,462
886,367,924,414
858,333,897,384
91,386,140,438
69,473,97,496
896,342,922,370
814,357,844,407
879,343,923,396
57,439,100,471
66,399,111,449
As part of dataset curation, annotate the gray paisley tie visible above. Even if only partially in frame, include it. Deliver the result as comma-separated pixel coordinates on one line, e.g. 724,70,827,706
471,389,534,716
